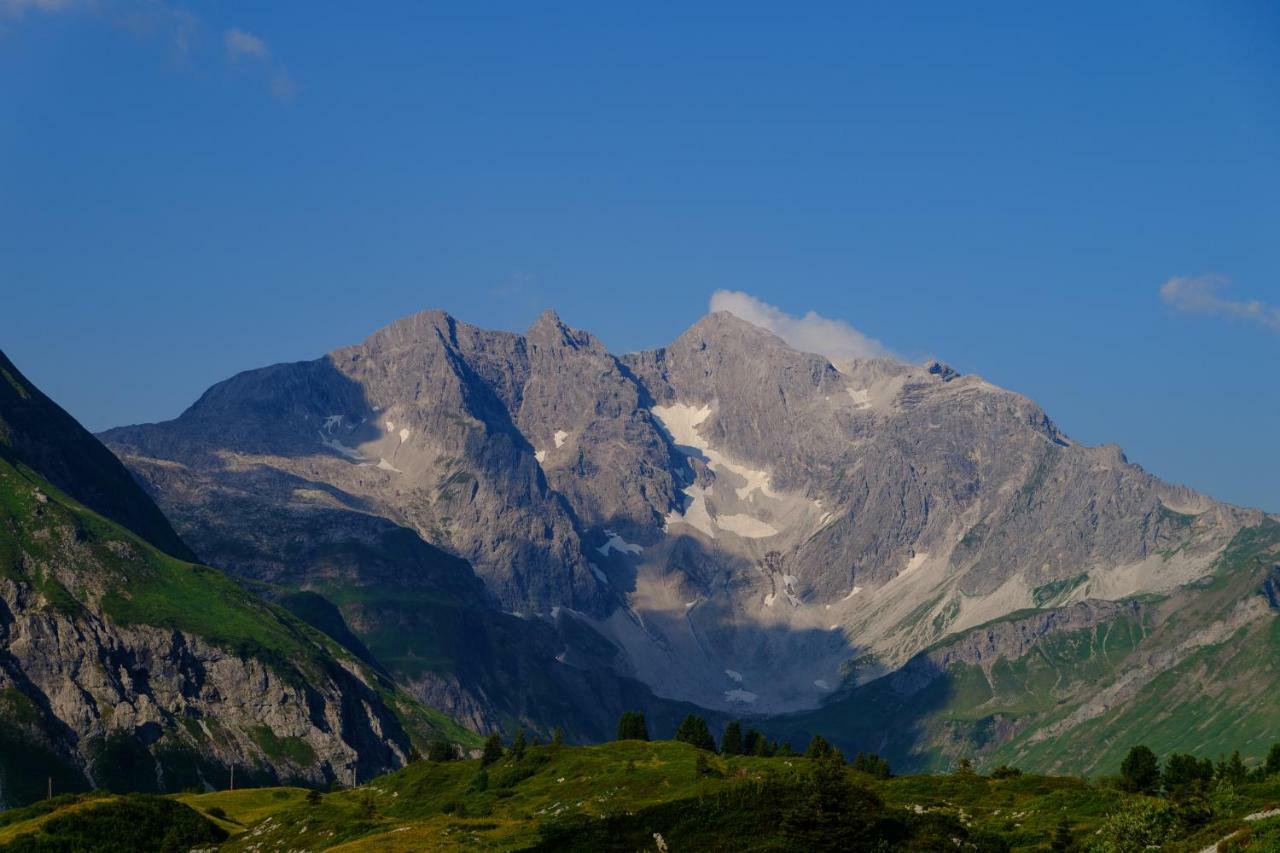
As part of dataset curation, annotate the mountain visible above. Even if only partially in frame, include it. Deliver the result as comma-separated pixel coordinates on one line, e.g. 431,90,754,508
99,309,1280,772
0,350,473,808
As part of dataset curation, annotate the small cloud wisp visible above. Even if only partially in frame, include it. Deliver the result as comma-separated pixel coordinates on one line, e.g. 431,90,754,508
1160,275,1280,332
708,290,894,361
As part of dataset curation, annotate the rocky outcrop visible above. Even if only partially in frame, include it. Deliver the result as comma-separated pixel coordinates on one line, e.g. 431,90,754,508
98,307,1261,727
0,350,462,807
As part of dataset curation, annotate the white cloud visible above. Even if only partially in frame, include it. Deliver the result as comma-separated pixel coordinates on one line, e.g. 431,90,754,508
223,26,295,100
708,290,894,361
0,1,294,99
1160,275,1280,332
224,27,267,61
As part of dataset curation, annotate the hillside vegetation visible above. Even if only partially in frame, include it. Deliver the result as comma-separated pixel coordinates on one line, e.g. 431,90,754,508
5,739,1280,851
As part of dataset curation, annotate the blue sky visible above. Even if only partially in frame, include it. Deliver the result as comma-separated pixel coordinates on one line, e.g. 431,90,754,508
1,1,1277,511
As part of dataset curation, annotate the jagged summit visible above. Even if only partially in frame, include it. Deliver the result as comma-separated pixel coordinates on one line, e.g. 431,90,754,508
95,305,1275,772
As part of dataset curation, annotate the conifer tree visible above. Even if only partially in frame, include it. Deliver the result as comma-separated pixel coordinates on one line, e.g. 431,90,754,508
511,729,527,761
743,728,762,756
674,714,716,752
1266,743,1280,777
782,751,883,852
616,711,649,741
551,727,565,748
851,752,892,779
805,734,835,760
480,733,503,768
1120,745,1160,794
721,721,744,756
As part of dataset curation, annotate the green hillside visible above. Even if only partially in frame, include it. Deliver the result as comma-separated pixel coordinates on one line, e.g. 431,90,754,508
4,740,1280,851
773,519,1280,776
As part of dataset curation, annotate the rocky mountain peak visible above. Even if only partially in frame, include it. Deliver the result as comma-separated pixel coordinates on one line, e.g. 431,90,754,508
527,308,602,354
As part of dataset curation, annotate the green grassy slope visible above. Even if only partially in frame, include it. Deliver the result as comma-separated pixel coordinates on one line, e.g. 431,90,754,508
772,520,1280,776
6,741,1280,851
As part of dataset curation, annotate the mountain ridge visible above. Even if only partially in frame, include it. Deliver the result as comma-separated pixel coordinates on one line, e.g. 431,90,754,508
96,306,1277,772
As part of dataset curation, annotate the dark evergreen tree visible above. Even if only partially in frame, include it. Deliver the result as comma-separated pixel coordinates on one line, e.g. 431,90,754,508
511,729,527,761
427,738,456,763
480,733,504,768
306,789,322,806
1120,745,1160,794
1217,750,1248,785
851,752,892,779
721,721,744,756
1050,816,1074,852
1164,753,1214,793
782,751,885,852
551,727,565,748
743,728,762,756
955,757,974,775
674,714,717,752
805,734,835,760
1266,743,1280,777
616,711,650,741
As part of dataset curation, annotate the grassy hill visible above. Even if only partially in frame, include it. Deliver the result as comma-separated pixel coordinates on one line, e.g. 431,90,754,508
5,740,1280,850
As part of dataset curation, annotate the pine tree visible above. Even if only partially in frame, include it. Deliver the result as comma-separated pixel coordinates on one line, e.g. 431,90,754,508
782,751,884,852
851,752,892,779
1050,816,1074,852
511,729,527,761
1266,743,1280,777
1120,745,1160,794
551,727,565,748
480,733,503,768
743,728,762,756
306,789,322,806
805,734,834,760
674,714,716,752
1218,750,1248,785
616,711,649,741
721,721,744,756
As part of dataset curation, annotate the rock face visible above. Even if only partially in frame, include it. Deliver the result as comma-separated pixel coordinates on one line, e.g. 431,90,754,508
0,350,459,808
98,308,1278,770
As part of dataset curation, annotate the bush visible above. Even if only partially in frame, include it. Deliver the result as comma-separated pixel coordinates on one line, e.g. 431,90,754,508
1093,797,1177,852
0,795,226,853
427,738,457,762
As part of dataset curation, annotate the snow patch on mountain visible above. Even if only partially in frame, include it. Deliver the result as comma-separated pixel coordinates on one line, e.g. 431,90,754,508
318,431,365,461
597,531,644,557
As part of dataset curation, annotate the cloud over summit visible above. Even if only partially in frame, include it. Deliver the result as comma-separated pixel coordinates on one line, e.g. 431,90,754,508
709,290,893,361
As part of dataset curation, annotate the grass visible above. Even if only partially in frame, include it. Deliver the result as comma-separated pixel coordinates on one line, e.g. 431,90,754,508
11,741,1280,851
